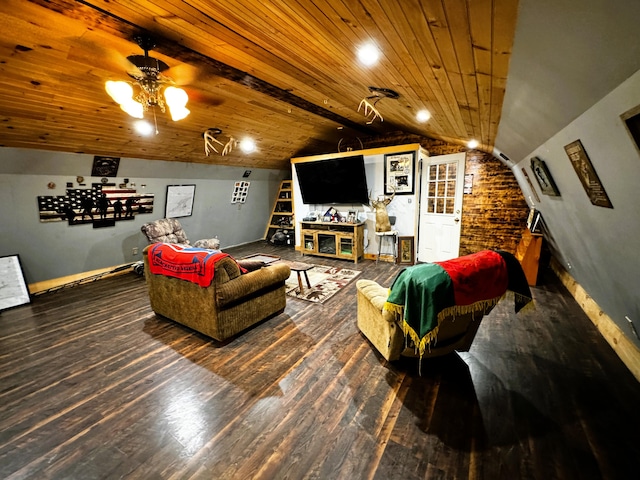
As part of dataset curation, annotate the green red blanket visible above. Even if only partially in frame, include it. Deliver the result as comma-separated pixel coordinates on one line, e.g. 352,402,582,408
147,243,229,287
384,250,532,356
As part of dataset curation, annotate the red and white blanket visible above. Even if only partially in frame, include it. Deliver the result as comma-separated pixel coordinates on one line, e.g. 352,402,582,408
147,243,229,287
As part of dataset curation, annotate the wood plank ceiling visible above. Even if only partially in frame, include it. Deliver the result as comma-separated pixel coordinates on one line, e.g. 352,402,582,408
0,0,519,170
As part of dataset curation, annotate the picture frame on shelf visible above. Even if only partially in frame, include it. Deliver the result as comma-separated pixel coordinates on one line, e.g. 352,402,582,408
530,157,560,196
397,236,415,265
165,184,196,218
384,151,415,195
0,254,31,312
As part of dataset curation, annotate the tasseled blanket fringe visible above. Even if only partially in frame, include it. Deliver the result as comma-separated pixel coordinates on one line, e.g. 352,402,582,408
383,295,503,359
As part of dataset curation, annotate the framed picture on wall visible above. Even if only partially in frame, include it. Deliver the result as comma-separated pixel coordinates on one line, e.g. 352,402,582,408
397,236,415,265
621,104,640,156
91,156,120,177
0,254,31,311
384,151,415,195
165,184,196,218
530,157,561,196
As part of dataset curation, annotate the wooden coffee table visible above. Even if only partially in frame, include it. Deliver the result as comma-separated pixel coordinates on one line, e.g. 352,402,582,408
287,262,314,293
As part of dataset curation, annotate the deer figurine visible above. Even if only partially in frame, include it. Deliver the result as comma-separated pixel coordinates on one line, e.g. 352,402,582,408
369,186,395,232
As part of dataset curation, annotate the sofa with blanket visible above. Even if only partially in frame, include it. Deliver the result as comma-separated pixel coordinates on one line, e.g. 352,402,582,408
142,243,291,341
356,250,532,361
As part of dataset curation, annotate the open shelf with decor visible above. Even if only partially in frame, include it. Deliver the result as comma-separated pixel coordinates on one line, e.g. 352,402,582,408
265,180,294,245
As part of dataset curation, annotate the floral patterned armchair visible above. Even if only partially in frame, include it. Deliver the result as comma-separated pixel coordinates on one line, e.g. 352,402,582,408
141,218,220,249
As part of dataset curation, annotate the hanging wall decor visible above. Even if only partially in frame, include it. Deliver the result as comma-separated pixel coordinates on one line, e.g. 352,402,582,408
231,181,250,203
463,174,474,194
530,157,561,196
37,184,154,227
384,151,415,195
0,254,31,311
621,104,640,156
165,184,195,218
563,140,613,208
521,167,541,203
91,156,120,177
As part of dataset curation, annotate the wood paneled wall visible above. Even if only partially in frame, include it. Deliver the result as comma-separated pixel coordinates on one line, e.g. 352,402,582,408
343,133,530,256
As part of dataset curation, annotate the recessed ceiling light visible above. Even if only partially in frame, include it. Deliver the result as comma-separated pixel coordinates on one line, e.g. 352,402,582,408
134,120,154,136
467,139,479,149
416,109,431,122
357,43,380,66
239,138,256,154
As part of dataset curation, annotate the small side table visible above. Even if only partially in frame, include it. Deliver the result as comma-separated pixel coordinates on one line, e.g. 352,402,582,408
288,262,314,293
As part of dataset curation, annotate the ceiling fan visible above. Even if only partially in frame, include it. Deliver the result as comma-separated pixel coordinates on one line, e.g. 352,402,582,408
105,35,190,121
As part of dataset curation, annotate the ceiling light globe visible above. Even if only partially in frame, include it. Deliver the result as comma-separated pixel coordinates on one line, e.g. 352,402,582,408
164,86,188,108
169,107,190,121
239,138,256,154
105,81,134,104
467,139,479,149
416,110,431,122
357,43,380,66
121,100,144,119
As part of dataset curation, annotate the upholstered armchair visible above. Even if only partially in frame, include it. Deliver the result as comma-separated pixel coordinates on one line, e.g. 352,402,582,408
142,244,290,341
141,218,220,249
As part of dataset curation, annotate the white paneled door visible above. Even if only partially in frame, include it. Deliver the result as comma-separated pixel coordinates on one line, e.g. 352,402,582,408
417,152,466,262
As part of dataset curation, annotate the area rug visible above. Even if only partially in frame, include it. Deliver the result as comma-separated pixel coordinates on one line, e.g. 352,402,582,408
285,263,361,304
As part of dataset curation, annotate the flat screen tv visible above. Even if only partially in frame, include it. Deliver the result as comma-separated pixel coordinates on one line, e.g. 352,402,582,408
294,155,369,205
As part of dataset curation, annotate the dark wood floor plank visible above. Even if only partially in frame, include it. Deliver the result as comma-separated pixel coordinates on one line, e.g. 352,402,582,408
1,241,639,479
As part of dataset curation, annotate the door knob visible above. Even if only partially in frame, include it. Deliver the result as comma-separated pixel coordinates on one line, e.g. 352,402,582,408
454,217,460,223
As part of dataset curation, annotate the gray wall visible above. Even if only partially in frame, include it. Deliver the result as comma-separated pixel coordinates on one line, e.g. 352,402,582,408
0,147,287,284
513,69,640,350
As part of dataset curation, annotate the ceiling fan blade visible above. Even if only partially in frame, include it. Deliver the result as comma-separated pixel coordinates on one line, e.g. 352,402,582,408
163,63,198,86
184,87,225,107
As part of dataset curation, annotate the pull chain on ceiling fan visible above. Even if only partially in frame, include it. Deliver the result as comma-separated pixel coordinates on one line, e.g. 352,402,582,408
105,35,190,122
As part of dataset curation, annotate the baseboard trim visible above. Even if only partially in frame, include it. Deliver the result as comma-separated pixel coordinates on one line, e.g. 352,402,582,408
550,257,640,382
29,263,134,295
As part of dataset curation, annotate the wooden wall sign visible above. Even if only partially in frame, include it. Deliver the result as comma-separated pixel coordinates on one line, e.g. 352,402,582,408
563,140,613,208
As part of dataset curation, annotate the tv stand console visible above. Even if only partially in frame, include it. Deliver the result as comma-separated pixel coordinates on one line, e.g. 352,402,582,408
300,221,365,263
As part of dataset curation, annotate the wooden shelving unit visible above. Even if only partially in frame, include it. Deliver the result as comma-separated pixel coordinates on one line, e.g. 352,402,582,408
300,220,365,263
264,180,294,243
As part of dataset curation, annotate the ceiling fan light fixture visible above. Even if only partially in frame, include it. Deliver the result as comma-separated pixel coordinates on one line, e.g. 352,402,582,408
105,36,190,123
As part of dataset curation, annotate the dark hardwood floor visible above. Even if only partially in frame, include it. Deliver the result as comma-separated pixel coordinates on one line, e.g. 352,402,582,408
1,242,639,479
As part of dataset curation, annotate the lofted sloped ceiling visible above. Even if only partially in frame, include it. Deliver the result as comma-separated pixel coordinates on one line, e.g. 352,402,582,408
0,0,518,170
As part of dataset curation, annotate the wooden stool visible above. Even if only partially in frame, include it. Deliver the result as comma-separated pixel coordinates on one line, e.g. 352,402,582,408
288,262,314,293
